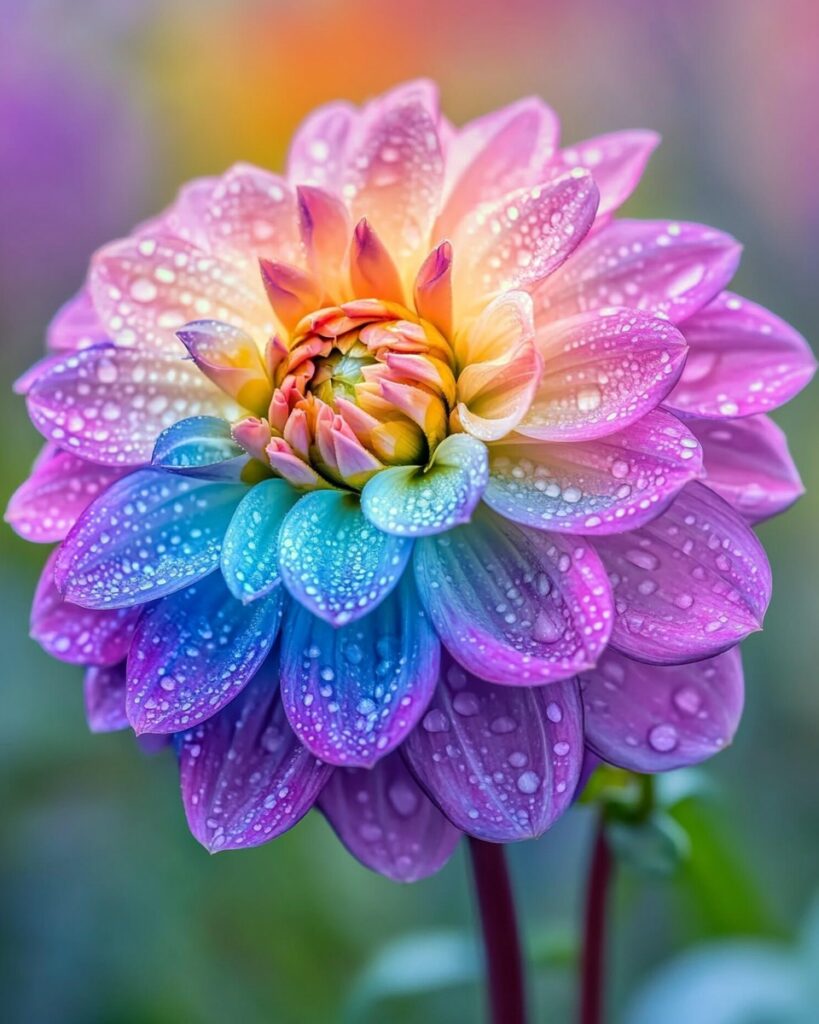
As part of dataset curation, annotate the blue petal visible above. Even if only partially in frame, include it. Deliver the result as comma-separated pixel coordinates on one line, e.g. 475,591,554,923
55,469,246,609
152,415,244,473
220,479,300,603
360,433,489,536
278,490,412,626
280,573,439,766
126,571,283,733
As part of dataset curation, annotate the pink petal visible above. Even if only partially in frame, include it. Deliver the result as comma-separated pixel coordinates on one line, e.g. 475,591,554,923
286,100,356,191
518,309,687,441
177,319,272,414
667,291,816,418
692,415,804,523
535,219,741,325
593,483,771,665
349,218,405,304
47,288,108,352
414,241,453,337
297,185,351,301
581,647,744,772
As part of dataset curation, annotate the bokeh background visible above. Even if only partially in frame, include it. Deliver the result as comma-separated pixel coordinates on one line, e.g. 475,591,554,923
2,1,817,1021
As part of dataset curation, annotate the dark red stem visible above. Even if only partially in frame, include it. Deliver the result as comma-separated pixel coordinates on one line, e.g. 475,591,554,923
579,817,613,1024
467,837,528,1024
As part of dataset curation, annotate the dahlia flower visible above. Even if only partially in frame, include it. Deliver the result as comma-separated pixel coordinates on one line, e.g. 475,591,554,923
8,80,813,882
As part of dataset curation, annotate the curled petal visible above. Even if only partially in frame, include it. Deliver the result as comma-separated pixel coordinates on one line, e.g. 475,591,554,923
278,490,413,625
550,131,661,218
56,469,246,609
126,572,283,734
452,170,599,313
581,647,744,772
6,449,128,542
287,100,355,190
519,309,688,442
297,185,351,300
320,752,460,882
535,219,741,325
177,657,332,852
25,343,238,466
413,241,453,338
31,551,140,666
177,320,272,415
361,434,488,537
667,291,816,418
152,416,244,473
220,478,299,602
280,574,439,766
414,506,612,685
84,663,129,733
259,259,322,335
593,482,771,664
692,415,804,523
404,654,583,841
484,410,702,535
350,218,405,305
47,288,108,352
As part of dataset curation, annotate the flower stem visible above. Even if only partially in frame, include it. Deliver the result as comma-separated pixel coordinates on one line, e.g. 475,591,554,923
467,837,528,1024
579,815,613,1024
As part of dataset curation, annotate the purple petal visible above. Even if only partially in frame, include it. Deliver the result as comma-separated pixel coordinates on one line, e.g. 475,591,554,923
31,551,140,666
484,410,702,535
287,100,355,190
667,291,816,418
84,663,129,733
47,288,109,352
25,343,238,466
414,506,612,685
177,657,332,852
518,309,688,442
692,415,804,523
280,574,440,767
405,653,583,841
593,482,771,664
535,220,740,324
320,752,460,882
55,469,246,609
581,647,744,771
5,448,128,542
126,572,283,734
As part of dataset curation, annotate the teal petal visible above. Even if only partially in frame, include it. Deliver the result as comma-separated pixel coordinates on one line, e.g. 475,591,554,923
278,490,412,626
152,415,244,473
360,434,489,536
220,479,300,603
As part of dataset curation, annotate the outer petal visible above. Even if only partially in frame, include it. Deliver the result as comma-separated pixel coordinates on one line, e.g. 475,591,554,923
320,752,460,882
581,647,744,772
667,292,816,418
152,416,244,473
6,449,128,542
55,470,246,609
31,551,140,666
84,663,129,733
483,410,702,535
47,288,109,352
278,490,412,626
360,434,488,536
177,657,332,852
692,415,804,523
220,479,300,602
25,344,238,466
594,482,771,664
287,101,356,190
518,309,688,442
280,574,440,766
535,220,741,325
452,170,599,313
126,572,283,734
414,506,612,685
405,653,582,841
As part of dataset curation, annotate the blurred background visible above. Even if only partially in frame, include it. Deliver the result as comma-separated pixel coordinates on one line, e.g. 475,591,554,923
1,0,817,1020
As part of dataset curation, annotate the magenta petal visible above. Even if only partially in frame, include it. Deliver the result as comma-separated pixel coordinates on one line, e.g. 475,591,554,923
287,100,356,190
320,751,460,882
519,309,688,442
25,344,238,466
535,220,740,325
47,288,109,352
484,410,702,535
414,506,612,685
692,415,804,523
581,647,744,772
31,551,140,666
404,654,583,841
280,574,440,767
177,657,332,852
6,449,128,542
126,573,283,734
667,291,816,418
84,663,129,733
594,483,771,664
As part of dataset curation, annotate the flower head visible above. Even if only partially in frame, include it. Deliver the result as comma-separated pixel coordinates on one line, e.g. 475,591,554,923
8,81,814,880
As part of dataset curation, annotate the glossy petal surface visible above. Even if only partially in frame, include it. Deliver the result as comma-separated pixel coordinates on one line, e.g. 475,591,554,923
84,663,129,733
551,131,660,218
152,415,244,472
